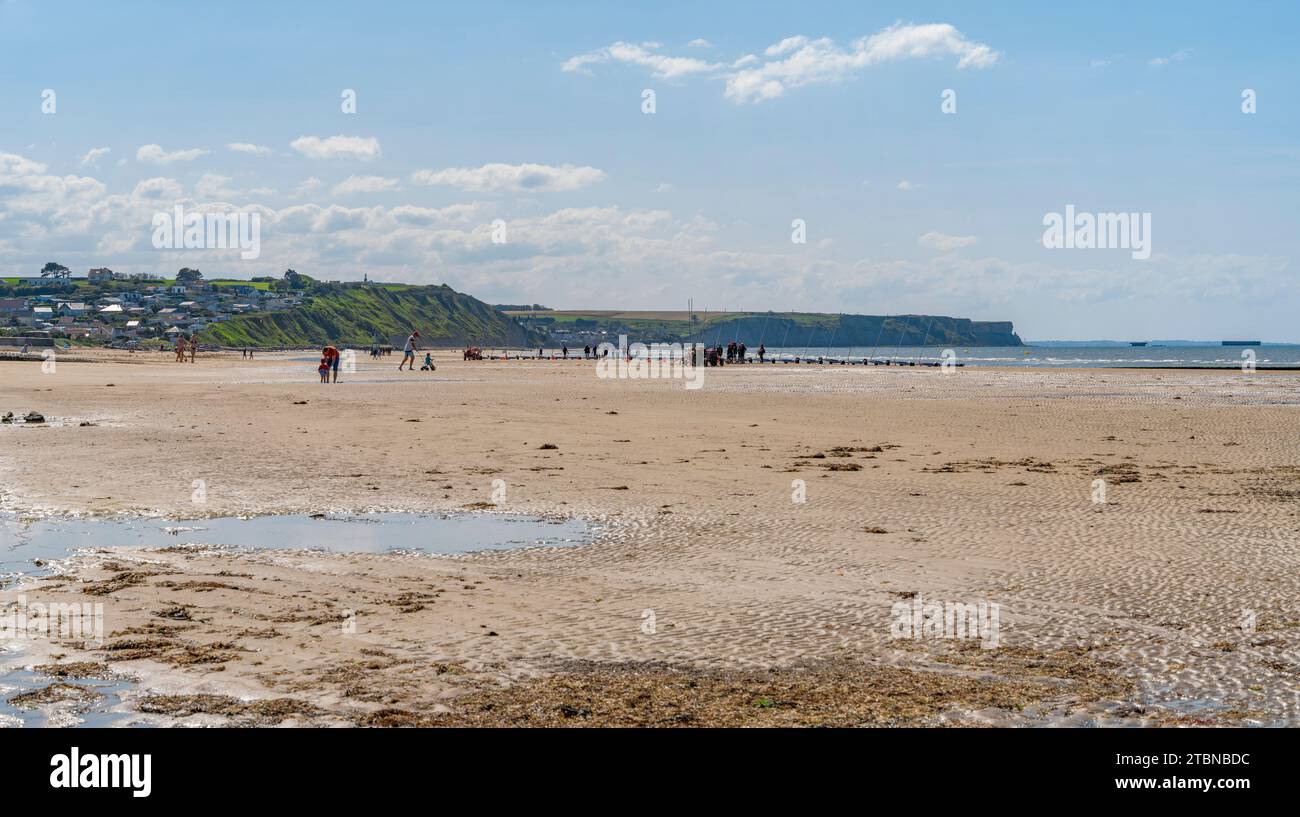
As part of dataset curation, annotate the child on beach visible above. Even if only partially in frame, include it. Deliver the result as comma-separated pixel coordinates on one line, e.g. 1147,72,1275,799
421,352,436,371
318,357,330,383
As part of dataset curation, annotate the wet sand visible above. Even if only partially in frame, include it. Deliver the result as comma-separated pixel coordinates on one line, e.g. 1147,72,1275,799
2,350,1298,726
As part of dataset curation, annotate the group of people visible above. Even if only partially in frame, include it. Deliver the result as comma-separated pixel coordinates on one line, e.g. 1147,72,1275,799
542,345,611,360
173,334,198,363
317,330,430,382
542,342,767,365
360,333,424,366
697,341,764,367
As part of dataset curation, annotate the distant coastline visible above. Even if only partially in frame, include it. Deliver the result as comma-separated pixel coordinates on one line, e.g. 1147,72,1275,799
1028,340,1298,347
505,309,1023,348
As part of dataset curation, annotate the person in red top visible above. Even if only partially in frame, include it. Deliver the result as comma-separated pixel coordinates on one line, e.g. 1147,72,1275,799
322,345,341,383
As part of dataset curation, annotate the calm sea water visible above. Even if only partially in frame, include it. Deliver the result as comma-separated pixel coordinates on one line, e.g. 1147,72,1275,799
297,345,1300,369
754,344,1300,368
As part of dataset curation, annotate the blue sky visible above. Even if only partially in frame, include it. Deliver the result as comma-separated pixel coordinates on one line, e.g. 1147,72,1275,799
1,0,1297,340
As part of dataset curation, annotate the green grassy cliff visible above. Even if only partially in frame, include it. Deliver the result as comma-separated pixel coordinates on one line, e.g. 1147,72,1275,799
201,284,539,348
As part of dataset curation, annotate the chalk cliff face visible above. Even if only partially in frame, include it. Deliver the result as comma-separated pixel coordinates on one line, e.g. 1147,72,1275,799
686,314,1023,347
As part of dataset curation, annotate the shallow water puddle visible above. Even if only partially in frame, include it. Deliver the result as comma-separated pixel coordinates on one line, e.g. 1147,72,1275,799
0,663,139,728
0,511,589,727
1,512,590,581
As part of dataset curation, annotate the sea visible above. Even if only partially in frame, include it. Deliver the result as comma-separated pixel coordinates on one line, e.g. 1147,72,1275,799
300,343,1300,370
726,343,1300,369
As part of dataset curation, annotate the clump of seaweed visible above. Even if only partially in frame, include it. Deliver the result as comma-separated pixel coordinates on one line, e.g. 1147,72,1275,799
8,683,104,710
137,694,323,725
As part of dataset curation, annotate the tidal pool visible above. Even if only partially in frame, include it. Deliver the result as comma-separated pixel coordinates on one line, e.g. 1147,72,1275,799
0,665,138,729
0,511,590,727
0,511,590,582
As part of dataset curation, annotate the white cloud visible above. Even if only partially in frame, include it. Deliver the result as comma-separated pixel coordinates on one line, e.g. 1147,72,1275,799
1149,48,1191,67
388,203,490,226
410,162,605,193
764,36,809,57
727,25,999,103
187,173,276,200
897,180,918,191
292,177,323,198
289,135,382,161
80,147,111,168
918,231,977,251
687,38,712,48
332,175,401,195
0,148,1286,338
136,144,209,165
0,153,48,176
195,173,236,199
562,41,720,79
652,182,673,193
863,23,999,68
133,177,183,200
566,24,999,104
227,142,272,156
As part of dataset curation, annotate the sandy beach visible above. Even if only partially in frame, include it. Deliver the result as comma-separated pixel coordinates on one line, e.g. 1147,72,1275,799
2,350,1298,726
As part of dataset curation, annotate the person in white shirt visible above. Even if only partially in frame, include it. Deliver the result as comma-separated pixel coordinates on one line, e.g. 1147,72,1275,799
398,331,420,371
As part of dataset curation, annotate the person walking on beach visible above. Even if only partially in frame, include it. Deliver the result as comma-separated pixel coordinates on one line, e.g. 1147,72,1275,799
398,331,420,371
322,344,340,383
188,335,197,363
757,344,766,363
